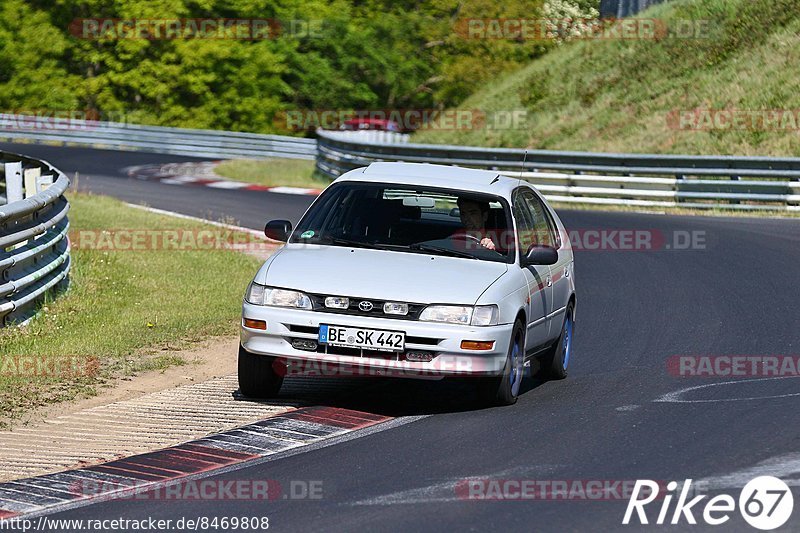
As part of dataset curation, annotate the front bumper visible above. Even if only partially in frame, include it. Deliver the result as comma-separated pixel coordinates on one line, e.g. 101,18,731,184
240,302,513,378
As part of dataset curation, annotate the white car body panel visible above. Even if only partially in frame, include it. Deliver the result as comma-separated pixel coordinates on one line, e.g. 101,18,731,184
241,162,576,378
257,245,508,306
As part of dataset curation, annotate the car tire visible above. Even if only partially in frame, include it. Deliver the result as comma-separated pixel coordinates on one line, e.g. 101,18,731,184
478,320,525,406
539,303,574,381
238,345,284,398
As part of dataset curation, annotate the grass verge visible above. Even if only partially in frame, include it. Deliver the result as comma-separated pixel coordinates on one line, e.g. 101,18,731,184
0,193,264,426
214,158,329,189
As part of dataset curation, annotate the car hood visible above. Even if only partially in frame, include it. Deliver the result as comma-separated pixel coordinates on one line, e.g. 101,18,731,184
258,244,508,305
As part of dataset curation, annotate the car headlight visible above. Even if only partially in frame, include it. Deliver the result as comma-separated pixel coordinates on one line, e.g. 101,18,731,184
419,305,499,326
471,305,499,326
245,283,312,309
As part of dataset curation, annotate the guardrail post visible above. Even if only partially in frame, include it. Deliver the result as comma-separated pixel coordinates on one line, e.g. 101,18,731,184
24,167,41,197
4,162,23,203
38,174,54,191
730,175,741,204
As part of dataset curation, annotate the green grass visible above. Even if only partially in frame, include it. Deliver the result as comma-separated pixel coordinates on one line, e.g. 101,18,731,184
414,0,800,156
214,158,329,188
0,193,263,425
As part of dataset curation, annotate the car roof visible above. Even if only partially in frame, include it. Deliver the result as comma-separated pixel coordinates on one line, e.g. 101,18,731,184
335,162,525,197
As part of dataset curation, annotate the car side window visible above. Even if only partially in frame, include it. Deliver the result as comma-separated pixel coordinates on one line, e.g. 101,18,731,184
522,190,558,248
543,208,562,249
512,190,536,255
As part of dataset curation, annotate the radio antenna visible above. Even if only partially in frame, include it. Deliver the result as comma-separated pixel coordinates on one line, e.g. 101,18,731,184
519,149,529,187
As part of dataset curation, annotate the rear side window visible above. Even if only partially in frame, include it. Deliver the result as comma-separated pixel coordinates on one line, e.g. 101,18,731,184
519,189,559,249
512,191,536,255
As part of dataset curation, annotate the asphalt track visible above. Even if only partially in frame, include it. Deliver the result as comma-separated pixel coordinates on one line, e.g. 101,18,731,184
2,142,799,532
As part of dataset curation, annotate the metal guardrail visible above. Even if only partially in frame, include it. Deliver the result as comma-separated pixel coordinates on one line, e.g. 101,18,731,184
600,0,668,19
316,130,800,212
3,114,797,212
0,114,316,161
322,130,411,145
0,151,70,327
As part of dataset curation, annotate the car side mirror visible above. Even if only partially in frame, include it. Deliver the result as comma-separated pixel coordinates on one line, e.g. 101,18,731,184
522,245,558,266
264,219,292,242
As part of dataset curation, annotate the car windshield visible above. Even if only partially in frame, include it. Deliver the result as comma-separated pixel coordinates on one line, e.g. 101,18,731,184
290,182,514,263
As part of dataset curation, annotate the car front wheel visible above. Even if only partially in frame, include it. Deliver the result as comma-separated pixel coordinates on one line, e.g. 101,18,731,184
238,346,284,398
478,320,525,406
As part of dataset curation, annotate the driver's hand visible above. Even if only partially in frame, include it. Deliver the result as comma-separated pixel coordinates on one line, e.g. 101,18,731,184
480,238,496,250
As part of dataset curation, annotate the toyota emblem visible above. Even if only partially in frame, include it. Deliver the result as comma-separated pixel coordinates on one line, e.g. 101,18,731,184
358,301,374,312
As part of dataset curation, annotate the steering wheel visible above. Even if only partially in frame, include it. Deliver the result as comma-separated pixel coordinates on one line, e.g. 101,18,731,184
453,233,482,244
452,233,504,254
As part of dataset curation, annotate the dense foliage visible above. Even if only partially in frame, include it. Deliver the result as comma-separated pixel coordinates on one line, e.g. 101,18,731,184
0,0,600,134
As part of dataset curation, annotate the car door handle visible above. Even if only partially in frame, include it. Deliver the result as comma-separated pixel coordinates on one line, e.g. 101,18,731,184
546,275,552,287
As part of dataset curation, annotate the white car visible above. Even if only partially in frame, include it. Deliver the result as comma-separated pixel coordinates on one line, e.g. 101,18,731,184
240,162,576,405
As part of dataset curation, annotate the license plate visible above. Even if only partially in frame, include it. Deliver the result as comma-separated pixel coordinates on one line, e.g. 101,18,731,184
319,325,405,352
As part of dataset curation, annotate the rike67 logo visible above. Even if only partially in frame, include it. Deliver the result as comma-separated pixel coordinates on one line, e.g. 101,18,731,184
623,477,794,530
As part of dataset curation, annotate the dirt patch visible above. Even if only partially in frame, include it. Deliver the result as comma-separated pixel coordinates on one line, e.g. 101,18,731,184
9,336,240,429
0,336,300,482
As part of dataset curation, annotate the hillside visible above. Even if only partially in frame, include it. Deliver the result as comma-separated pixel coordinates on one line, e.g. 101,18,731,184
413,0,800,156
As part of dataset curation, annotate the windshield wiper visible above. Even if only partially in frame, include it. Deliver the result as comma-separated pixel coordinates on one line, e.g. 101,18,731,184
315,236,390,250
408,243,477,259
307,236,476,258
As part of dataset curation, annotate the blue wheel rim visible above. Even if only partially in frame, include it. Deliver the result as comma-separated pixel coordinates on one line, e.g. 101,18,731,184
509,332,522,396
562,313,573,370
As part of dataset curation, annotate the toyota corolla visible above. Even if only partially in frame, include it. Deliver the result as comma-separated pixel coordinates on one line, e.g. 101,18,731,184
239,162,576,405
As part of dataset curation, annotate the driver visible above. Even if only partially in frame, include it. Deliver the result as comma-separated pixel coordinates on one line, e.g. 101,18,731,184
453,198,497,251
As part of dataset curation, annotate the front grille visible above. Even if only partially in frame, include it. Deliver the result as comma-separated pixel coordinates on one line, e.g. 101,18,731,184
287,324,318,335
306,292,426,320
316,345,401,360
405,335,439,345
315,344,436,362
